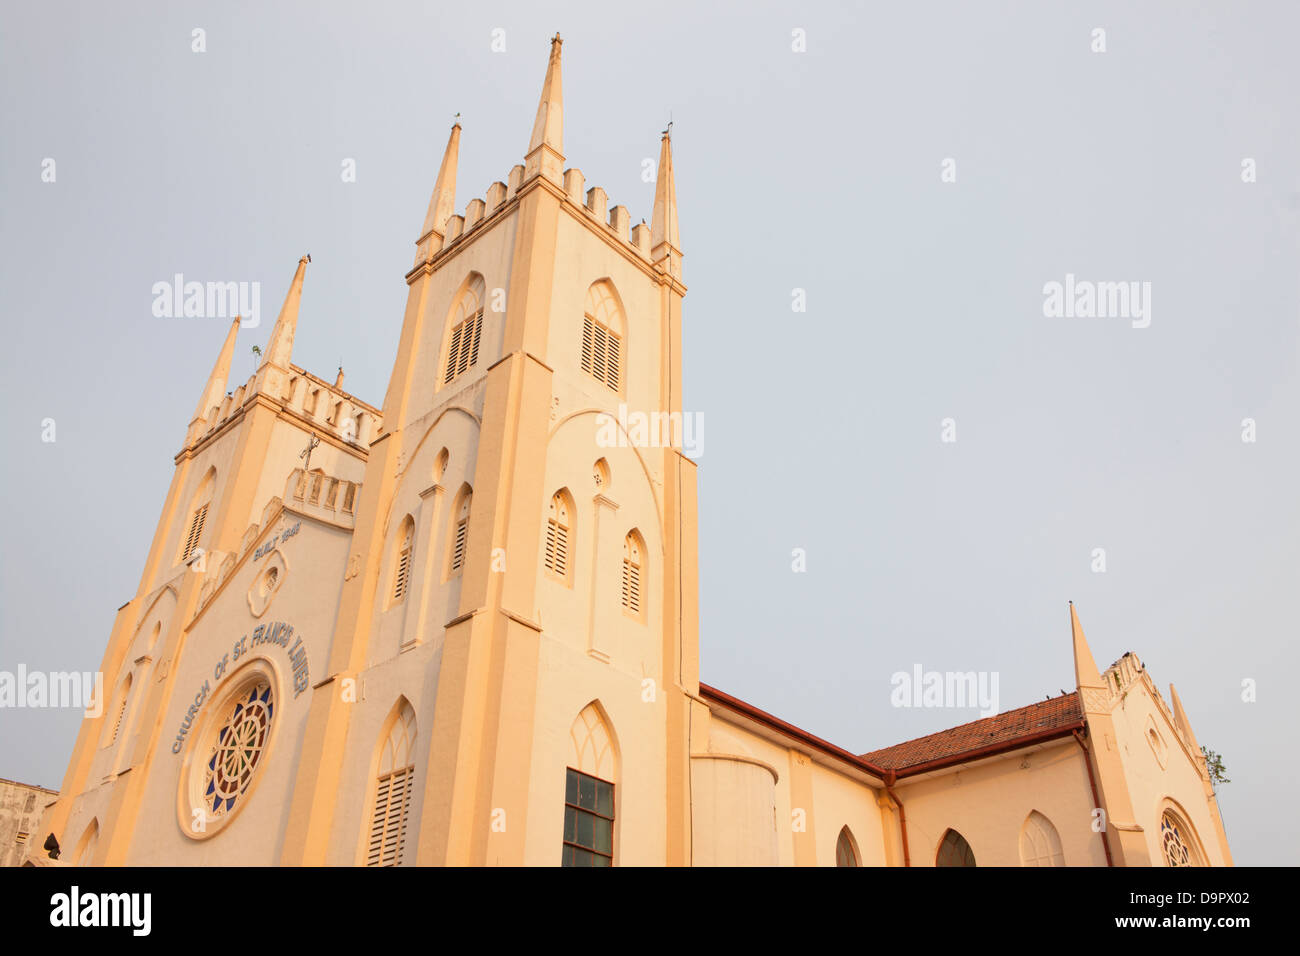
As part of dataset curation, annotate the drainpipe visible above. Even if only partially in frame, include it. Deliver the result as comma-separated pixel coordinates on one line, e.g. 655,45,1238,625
1073,729,1114,867
885,771,910,868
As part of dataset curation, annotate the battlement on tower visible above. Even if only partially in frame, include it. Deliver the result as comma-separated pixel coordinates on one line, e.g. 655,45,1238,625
185,363,381,455
418,164,658,269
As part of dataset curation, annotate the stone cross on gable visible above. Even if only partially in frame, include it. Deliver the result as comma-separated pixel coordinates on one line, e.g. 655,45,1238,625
299,432,321,472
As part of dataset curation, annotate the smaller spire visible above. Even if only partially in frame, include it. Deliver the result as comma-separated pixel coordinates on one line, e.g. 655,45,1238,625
262,255,309,370
524,34,564,182
529,34,564,154
1168,684,1203,754
334,366,345,388
417,121,461,255
1070,601,1105,692
192,317,240,423
651,126,682,278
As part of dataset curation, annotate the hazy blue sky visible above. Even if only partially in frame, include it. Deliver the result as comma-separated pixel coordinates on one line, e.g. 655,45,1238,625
2,1,1296,865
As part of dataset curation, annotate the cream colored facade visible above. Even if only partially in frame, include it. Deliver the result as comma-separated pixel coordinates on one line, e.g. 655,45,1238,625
1,778,57,867
30,37,1232,868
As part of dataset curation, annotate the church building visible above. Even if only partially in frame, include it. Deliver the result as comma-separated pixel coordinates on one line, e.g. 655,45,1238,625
30,37,1232,867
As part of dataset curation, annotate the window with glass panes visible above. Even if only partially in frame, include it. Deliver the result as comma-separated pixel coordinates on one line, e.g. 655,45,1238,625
562,768,614,866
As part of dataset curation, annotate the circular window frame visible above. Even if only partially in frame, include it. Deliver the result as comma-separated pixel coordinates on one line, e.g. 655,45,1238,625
176,657,282,842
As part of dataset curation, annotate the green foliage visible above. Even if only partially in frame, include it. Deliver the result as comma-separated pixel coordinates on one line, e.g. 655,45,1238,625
1201,746,1230,786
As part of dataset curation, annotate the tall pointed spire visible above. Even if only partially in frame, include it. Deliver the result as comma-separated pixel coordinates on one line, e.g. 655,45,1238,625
192,317,240,423
529,34,564,154
524,34,564,183
262,256,309,370
1168,684,1203,753
416,122,461,262
1070,602,1106,693
651,127,682,279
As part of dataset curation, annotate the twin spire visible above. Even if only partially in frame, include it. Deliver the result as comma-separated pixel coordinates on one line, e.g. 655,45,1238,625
528,33,564,159
413,34,679,271
191,256,307,428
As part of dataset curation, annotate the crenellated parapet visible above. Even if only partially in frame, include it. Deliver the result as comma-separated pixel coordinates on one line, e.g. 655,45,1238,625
185,363,381,455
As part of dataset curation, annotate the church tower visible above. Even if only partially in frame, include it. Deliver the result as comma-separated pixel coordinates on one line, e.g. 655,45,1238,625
40,256,382,865
274,35,700,865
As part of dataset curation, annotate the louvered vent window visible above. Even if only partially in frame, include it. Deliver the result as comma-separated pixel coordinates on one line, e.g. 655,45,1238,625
449,493,471,576
544,493,571,580
108,677,131,746
580,315,621,392
182,504,208,561
367,766,414,866
366,702,416,867
324,478,339,509
15,831,28,845
342,482,356,513
443,308,484,386
309,472,323,504
391,520,413,605
622,533,643,617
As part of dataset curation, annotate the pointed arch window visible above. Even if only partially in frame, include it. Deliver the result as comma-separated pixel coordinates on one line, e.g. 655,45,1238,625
391,516,415,606
366,701,417,867
581,282,623,392
622,531,645,619
544,491,573,583
180,469,216,563
449,489,472,576
102,674,132,748
563,703,617,866
1019,810,1065,866
443,277,486,386
936,828,976,867
73,819,99,866
1160,810,1201,867
836,826,860,867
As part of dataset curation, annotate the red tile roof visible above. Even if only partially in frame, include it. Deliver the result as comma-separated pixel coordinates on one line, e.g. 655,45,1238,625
861,692,1084,773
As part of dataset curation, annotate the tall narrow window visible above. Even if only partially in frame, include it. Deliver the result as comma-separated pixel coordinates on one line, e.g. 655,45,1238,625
442,276,486,386
182,504,208,561
103,674,132,747
391,517,414,606
449,489,472,576
544,491,572,582
622,531,645,618
180,469,215,563
836,826,860,867
936,828,976,867
563,703,617,867
73,819,99,867
366,700,417,867
581,282,624,392
563,769,614,867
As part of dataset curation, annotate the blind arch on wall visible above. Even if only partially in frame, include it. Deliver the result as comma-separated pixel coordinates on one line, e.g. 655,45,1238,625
1019,810,1065,866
